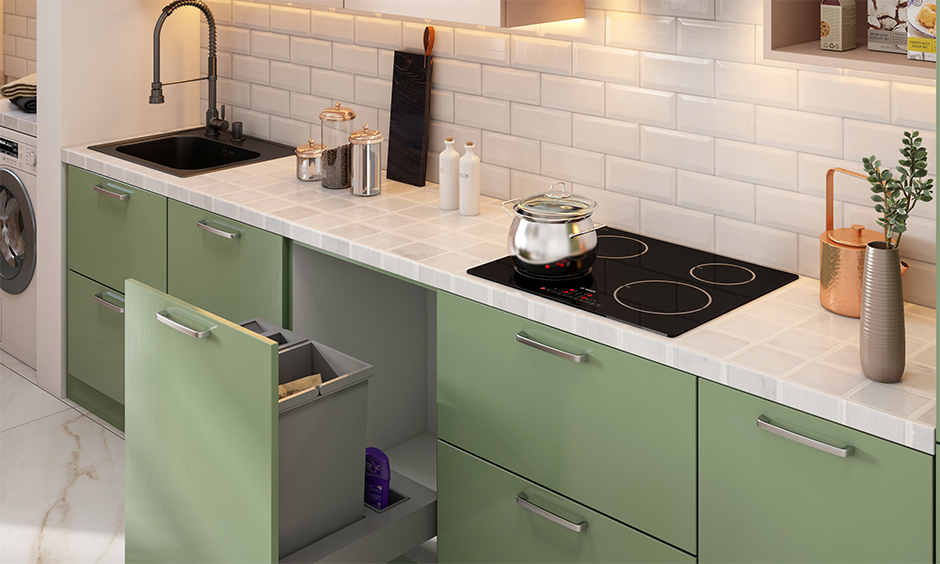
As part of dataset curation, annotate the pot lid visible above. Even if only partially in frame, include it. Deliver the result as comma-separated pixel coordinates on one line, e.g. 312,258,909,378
517,182,597,221
295,139,325,158
349,124,383,145
319,101,356,122
826,224,883,248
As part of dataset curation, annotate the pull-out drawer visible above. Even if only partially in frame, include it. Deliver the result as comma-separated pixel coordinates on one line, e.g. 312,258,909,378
66,166,167,292
437,293,697,553
438,440,694,564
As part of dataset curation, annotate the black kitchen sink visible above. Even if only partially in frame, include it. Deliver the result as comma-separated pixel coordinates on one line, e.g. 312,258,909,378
90,127,294,177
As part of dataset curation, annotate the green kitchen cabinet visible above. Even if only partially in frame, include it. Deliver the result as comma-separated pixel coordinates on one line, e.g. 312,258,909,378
438,440,694,564
437,293,697,554
66,166,167,292
699,380,932,564
168,199,290,328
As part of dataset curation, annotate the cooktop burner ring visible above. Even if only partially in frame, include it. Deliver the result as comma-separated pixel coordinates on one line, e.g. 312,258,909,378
689,263,756,286
596,235,649,260
613,280,713,316
513,266,592,281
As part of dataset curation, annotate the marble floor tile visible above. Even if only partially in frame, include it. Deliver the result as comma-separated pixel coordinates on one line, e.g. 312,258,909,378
1,365,71,432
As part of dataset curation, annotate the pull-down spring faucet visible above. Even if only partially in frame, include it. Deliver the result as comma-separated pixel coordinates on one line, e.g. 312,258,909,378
150,0,229,138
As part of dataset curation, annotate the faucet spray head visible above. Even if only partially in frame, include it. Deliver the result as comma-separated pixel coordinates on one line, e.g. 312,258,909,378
150,82,165,104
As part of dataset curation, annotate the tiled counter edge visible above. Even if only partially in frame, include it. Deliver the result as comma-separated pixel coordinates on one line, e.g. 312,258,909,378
62,147,938,454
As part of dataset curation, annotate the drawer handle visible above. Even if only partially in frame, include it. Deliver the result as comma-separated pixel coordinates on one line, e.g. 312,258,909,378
197,220,241,240
516,492,587,533
516,331,586,363
757,415,854,458
93,292,125,314
93,184,130,201
156,309,215,339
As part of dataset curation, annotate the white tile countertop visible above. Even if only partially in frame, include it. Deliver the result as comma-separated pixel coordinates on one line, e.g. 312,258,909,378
63,143,939,454
0,100,37,137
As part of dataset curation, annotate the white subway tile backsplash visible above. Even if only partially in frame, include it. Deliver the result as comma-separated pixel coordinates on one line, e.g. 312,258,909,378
354,17,402,50
271,6,310,37
251,84,290,117
201,48,233,78
573,115,639,159
843,203,936,264
15,36,35,60
379,50,394,81
588,0,640,9
677,170,755,221
715,139,798,191
607,11,677,53
677,18,754,63
512,170,568,199
404,22,455,58
435,59,483,95
641,52,715,97
482,66,539,104
311,10,354,43
542,9,606,44
482,131,540,174
641,200,716,251
333,43,377,77
677,95,755,142
844,121,936,176
234,106,271,139
252,30,290,61
310,68,355,100
901,259,937,309
270,61,310,94
716,217,799,272
607,84,676,128
607,156,677,204
512,104,573,145
541,75,605,116
756,106,842,158
430,90,455,123
797,153,871,203
715,61,797,109
756,185,826,237
798,234,820,278
891,83,937,130
232,54,269,85
716,0,762,24
641,0,715,19
542,143,606,187
455,29,511,66
291,36,331,69
576,184,641,231
205,0,232,26
454,94,511,133
481,164,512,199
573,43,639,85
511,36,572,75
290,92,332,123
349,105,379,135
218,77,251,108
218,26,251,55
428,122,482,153
233,1,269,30
799,73,891,123
355,76,392,110
641,126,715,174
3,14,26,37
270,115,312,146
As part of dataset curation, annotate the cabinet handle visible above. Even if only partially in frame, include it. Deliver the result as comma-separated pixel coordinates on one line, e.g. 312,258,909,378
156,309,214,339
196,220,241,240
516,492,587,533
757,415,854,458
516,331,587,363
93,184,130,200
93,292,125,314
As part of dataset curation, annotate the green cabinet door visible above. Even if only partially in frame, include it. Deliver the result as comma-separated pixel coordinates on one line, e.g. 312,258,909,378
438,440,694,564
699,380,932,564
167,200,289,327
437,293,697,553
124,279,278,564
66,166,167,292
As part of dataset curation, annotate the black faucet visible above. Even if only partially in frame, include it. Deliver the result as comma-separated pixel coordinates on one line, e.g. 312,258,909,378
150,0,229,138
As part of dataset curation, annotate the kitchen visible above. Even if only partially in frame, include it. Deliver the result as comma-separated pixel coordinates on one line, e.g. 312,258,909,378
1,0,938,562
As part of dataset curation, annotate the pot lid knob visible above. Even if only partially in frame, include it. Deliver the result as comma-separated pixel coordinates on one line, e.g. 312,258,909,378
319,101,356,122
827,224,883,248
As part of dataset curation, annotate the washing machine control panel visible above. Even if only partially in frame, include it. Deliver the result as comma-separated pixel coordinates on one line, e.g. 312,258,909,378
0,135,36,175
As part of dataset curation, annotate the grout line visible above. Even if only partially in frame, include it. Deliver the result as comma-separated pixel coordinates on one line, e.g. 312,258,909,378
0,406,81,435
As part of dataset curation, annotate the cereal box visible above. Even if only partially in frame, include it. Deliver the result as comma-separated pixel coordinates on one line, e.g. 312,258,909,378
908,0,937,60
869,0,909,54
822,0,857,51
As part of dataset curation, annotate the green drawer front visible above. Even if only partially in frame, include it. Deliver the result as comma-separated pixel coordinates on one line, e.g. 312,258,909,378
699,380,932,564
438,440,694,564
437,293,697,553
67,270,125,404
167,200,288,327
66,166,167,292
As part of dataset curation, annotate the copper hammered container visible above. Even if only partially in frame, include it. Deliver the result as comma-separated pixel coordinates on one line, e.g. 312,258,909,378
819,168,908,318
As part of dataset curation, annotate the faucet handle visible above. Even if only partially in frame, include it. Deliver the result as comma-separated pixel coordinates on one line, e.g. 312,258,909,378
220,104,226,120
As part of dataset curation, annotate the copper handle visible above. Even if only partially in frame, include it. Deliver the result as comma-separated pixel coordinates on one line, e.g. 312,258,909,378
826,168,867,232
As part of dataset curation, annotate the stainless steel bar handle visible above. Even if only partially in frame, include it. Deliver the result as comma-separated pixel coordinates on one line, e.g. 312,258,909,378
569,224,608,239
197,220,241,239
757,415,854,458
93,293,125,314
500,198,520,219
156,310,213,339
516,331,586,363
93,184,130,201
516,492,587,533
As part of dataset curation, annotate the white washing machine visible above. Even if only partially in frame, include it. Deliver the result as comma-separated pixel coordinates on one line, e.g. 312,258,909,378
0,126,37,368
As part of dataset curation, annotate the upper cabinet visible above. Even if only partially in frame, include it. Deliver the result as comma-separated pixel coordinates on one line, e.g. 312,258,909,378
341,0,583,28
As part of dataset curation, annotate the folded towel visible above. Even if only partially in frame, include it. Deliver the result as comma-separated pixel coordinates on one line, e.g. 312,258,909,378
12,97,36,113
1,74,36,99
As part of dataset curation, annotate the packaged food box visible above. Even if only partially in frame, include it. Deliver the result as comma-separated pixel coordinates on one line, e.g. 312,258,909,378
821,0,857,51
908,0,937,60
868,0,909,53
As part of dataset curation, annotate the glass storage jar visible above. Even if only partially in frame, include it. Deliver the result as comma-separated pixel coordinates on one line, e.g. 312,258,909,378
319,102,356,189
350,124,384,197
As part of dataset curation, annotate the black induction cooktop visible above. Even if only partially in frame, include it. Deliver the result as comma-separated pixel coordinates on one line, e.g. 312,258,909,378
468,227,799,337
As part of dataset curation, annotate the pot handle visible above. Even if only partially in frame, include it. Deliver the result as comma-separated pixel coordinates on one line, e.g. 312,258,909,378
825,168,867,232
569,224,607,239
501,198,520,219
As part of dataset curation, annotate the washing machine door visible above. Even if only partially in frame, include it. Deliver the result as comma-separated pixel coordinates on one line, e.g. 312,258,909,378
0,168,36,295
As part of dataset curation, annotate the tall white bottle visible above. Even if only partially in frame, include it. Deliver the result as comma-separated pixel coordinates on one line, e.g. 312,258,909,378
438,137,460,211
459,141,481,216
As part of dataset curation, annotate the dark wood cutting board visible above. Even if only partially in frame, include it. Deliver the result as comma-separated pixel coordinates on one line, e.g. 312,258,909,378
385,28,434,187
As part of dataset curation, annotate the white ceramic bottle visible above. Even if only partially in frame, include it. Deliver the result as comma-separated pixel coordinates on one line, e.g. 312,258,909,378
459,141,481,216
439,137,459,211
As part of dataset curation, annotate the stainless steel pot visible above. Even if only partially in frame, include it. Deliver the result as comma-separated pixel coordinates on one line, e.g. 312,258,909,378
501,182,605,279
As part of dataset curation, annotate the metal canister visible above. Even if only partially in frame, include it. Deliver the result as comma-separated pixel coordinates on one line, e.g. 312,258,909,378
319,102,356,189
349,124,383,197
295,139,325,181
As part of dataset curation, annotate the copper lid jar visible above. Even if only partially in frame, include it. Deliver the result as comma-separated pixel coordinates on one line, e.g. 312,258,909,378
295,139,325,182
349,124,383,197
318,102,356,189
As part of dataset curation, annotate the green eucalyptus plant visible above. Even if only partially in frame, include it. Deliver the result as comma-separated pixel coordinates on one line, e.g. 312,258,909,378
861,130,934,250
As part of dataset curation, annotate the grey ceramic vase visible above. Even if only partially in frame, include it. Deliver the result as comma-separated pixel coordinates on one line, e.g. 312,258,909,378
859,241,905,383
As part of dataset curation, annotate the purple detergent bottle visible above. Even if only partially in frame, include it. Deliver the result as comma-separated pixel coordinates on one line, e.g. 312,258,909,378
364,447,390,510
